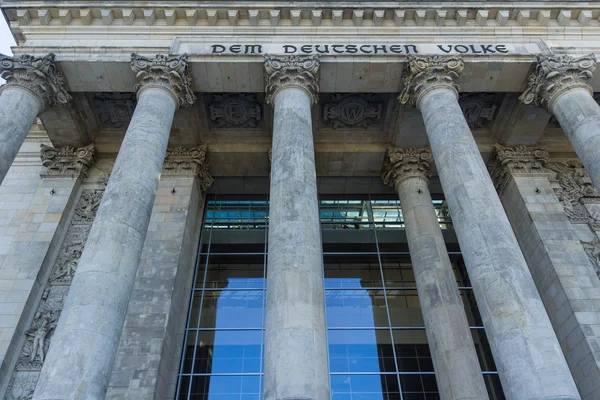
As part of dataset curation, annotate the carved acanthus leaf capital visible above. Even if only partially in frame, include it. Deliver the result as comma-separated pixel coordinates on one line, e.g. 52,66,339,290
163,145,213,192
381,147,433,188
488,144,549,195
131,53,196,108
399,55,464,108
0,53,71,111
40,143,96,177
519,54,596,110
264,55,320,106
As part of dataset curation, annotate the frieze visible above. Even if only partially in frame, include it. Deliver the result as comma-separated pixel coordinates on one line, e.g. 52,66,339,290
93,92,136,129
323,94,383,129
458,93,499,129
209,94,261,128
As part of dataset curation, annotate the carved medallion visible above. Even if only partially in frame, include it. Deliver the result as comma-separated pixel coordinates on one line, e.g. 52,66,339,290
458,93,498,128
323,94,383,129
209,94,261,128
93,93,136,129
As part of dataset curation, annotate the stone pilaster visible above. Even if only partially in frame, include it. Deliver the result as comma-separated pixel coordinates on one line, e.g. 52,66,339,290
39,143,96,178
33,54,195,400
490,145,600,399
382,147,489,400
263,55,330,400
404,55,579,400
0,54,71,185
520,54,600,192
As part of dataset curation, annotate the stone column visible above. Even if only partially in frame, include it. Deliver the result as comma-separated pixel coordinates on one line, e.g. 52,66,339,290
489,145,600,399
33,54,196,400
106,145,212,400
400,55,580,400
263,55,330,400
381,147,488,400
0,53,71,185
520,54,600,191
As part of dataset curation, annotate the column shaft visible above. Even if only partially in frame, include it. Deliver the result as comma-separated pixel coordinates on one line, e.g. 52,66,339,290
419,87,579,399
0,88,41,184
265,87,329,400
395,176,488,400
33,87,176,399
552,88,600,190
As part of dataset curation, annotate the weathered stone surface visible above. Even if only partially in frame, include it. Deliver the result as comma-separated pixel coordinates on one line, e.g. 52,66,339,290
39,144,96,178
264,55,319,105
264,82,329,400
382,147,489,400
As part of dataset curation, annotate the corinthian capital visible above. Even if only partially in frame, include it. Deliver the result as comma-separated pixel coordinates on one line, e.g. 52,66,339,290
131,53,196,108
0,53,71,111
381,147,433,188
399,55,464,108
487,144,549,195
264,55,320,106
163,145,213,192
520,54,596,111
40,143,96,177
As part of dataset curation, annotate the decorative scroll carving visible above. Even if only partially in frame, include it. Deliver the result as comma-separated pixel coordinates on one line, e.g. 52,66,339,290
582,235,600,278
547,161,600,225
381,147,433,188
399,55,464,108
0,53,71,110
520,54,596,110
488,144,549,195
40,144,96,177
459,93,498,128
323,94,383,128
163,145,213,192
6,189,104,398
209,94,261,128
131,53,196,108
264,55,320,105
93,92,136,129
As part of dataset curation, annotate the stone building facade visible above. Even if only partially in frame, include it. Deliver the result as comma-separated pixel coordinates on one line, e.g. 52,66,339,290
1,1,600,400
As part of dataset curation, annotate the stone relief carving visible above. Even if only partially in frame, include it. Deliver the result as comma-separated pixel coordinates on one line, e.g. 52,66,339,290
0,53,71,110
40,144,96,177
520,54,596,109
458,93,498,128
93,92,136,129
264,55,320,105
163,145,214,192
582,235,600,278
5,189,104,399
381,147,433,188
399,55,464,108
209,94,261,128
546,160,600,225
488,144,549,195
323,94,383,129
131,53,196,108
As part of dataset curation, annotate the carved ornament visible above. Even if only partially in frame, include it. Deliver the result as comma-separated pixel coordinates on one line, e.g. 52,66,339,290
163,145,213,192
40,143,96,177
381,147,433,188
459,93,498,128
209,94,261,128
323,94,383,129
131,53,196,108
93,93,136,129
488,144,549,195
520,54,596,111
399,55,464,108
264,55,320,105
0,53,71,111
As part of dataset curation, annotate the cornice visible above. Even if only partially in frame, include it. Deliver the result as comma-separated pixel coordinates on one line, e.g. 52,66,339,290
4,5,600,29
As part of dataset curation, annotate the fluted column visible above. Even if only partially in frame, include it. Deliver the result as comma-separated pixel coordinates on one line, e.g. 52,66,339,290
0,53,70,184
400,55,580,400
33,54,196,400
263,55,330,400
382,148,488,400
521,54,600,191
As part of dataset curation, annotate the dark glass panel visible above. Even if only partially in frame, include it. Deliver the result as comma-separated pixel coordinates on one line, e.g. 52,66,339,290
203,254,265,289
331,374,400,400
328,329,396,373
192,330,262,374
324,254,383,289
379,255,415,288
484,374,506,400
199,291,264,329
181,331,197,374
386,290,424,327
326,290,389,328
392,330,431,372
471,328,498,372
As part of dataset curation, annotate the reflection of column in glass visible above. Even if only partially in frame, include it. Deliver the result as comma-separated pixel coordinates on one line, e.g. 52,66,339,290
263,55,330,400
399,55,579,400
382,148,488,400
